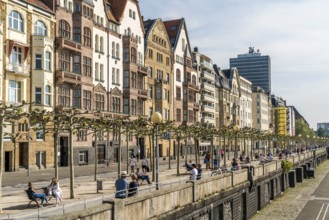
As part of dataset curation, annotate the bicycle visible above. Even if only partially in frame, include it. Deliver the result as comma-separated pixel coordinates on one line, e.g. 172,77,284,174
211,166,228,176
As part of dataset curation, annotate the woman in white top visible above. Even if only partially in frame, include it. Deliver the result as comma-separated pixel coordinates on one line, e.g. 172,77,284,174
130,156,137,173
190,164,198,181
49,178,63,205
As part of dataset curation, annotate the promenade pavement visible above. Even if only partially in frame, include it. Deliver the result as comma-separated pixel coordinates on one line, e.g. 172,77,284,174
251,159,329,220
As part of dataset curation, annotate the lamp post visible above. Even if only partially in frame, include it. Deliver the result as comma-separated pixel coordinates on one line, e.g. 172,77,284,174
267,130,272,155
233,125,240,159
151,112,162,190
298,134,302,151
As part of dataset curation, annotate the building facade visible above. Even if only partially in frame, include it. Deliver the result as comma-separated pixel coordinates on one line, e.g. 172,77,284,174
2,0,55,171
230,47,271,94
239,76,252,128
252,87,271,131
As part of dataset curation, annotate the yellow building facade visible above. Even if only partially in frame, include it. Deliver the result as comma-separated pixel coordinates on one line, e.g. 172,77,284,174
274,106,287,135
144,19,174,157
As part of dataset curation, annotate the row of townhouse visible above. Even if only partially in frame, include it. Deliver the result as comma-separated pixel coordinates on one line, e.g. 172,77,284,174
2,0,285,173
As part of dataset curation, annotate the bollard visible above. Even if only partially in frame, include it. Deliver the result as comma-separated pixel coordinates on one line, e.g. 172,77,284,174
97,179,104,193
288,170,296,188
296,167,303,183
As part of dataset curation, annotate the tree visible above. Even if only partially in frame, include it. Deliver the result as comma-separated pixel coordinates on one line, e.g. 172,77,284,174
295,119,315,137
317,127,327,137
0,102,28,213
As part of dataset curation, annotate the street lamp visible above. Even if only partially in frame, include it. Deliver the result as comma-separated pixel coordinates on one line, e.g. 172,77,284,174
298,134,302,151
267,130,272,155
233,125,240,159
151,112,162,190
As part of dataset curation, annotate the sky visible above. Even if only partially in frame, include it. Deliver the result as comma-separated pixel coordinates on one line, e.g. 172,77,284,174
139,0,329,129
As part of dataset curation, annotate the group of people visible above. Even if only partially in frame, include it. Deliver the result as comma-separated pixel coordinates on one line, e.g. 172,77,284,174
115,157,152,198
27,178,63,208
185,160,203,180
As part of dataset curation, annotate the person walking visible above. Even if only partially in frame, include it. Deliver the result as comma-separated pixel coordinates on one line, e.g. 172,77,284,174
141,157,149,173
129,156,137,173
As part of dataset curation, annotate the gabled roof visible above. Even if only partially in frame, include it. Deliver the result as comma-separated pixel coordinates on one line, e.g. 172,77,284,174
143,19,156,34
107,0,128,21
222,68,241,96
163,18,193,56
24,0,53,13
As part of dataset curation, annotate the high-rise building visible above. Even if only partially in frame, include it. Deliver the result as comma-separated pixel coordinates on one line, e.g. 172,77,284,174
230,47,271,93
317,123,329,136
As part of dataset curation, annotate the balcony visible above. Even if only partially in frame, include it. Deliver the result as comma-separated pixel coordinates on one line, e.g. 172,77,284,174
138,89,148,99
123,35,138,44
138,64,148,75
57,37,81,52
193,103,200,110
56,69,82,85
201,83,215,92
6,63,29,77
201,94,215,102
201,116,215,124
201,105,215,113
183,82,199,91
201,71,214,81
32,35,53,47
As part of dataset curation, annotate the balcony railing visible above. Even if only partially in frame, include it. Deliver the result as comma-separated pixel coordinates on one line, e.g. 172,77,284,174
57,37,81,52
6,63,29,76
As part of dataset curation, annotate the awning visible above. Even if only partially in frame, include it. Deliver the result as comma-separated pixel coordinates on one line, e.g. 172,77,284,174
8,40,30,59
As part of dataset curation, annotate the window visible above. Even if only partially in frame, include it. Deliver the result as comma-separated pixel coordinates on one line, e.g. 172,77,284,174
83,56,91,77
74,4,81,12
79,151,88,164
36,125,44,140
166,57,170,66
176,69,181,82
133,11,136,20
95,63,99,80
35,87,42,104
131,99,136,115
100,64,104,81
176,109,181,122
166,73,170,83
8,80,21,103
163,88,167,100
192,75,196,85
35,20,47,36
45,52,51,71
35,54,42,69
10,46,22,65
156,88,161,99
77,130,87,141
148,67,153,78
131,48,137,63
83,27,91,47
59,51,70,71
148,107,153,118
73,27,80,43
112,68,115,84
156,69,163,80
148,85,153,99
176,86,181,100
95,94,104,111
116,43,120,58
123,98,129,114
100,37,104,53
112,41,115,57
182,39,185,52
112,97,121,112
59,20,70,39
58,87,70,107
9,11,23,32
73,89,80,108
45,85,51,106
123,71,129,87
95,35,99,51
156,53,163,63
83,90,92,110
123,48,129,61
148,49,153,59
73,55,80,73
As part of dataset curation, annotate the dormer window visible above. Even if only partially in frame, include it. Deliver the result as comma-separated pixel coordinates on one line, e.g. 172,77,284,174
170,26,176,31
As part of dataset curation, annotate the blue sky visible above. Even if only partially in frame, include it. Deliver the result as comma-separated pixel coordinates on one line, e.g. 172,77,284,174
139,0,329,129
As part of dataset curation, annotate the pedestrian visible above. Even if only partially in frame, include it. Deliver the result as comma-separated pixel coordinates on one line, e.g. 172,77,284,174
221,149,224,160
129,156,137,173
27,182,47,208
197,164,202,180
115,171,129,198
128,174,139,197
136,168,151,185
190,164,198,181
141,157,149,173
204,152,211,170
48,178,63,206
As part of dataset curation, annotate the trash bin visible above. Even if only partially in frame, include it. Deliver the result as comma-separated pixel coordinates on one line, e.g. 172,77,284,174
97,180,104,193
306,168,315,178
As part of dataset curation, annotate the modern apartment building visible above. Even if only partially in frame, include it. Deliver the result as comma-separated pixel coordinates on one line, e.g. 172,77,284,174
2,0,55,171
272,95,288,136
317,123,329,136
144,18,173,157
230,47,271,94
252,87,271,131
239,76,253,128
287,106,296,136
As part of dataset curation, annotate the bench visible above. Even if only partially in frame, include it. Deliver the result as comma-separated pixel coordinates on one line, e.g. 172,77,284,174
25,187,53,207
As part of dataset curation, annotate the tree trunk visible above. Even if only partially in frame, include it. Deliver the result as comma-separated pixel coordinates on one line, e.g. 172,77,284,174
169,139,171,169
126,129,129,173
176,140,180,176
94,131,98,181
194,138,198,165
0,117,4,213
69,126,75,199
54,129,59,180
118,126,122,179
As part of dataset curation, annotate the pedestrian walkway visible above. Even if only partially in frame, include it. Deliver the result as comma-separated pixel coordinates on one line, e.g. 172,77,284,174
251,160,329,220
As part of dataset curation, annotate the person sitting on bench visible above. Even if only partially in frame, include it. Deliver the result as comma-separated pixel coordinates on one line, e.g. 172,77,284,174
27,182,47,208
136,168,151,185
184,160,193,171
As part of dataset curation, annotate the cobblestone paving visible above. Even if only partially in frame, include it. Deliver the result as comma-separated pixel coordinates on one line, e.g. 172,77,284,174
251,160,329,220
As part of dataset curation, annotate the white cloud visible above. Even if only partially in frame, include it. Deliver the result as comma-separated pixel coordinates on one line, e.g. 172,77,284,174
140,0,329,128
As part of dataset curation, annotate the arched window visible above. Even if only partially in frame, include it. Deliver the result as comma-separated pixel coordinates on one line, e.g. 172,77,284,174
95,35,99,51
59,20,70,39
131,48,137,64
192,75,197,85
116,43,120,58
176,69,181,82
83,27,91,47
100,37,104,53
9,11,23,32
127,27,131,36
112,41,115,57
35,20,47,36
